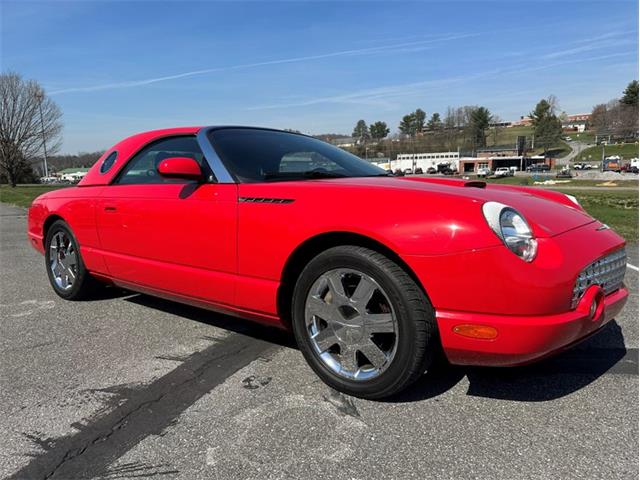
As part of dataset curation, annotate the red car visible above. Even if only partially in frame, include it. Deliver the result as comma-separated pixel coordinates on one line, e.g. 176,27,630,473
28,127,628,399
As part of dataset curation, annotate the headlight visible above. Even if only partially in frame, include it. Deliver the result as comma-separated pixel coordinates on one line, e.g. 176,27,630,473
482,201,538,262
565,194,580,206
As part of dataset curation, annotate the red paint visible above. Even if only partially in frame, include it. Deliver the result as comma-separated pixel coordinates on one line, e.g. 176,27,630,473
28,127,629,366
157,157,203,179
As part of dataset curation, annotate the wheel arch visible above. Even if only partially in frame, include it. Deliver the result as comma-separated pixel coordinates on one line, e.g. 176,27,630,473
276,231,428,327
42,214,65,246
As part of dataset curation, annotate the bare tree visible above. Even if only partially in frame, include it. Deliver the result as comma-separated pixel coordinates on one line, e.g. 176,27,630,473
0,72,62,186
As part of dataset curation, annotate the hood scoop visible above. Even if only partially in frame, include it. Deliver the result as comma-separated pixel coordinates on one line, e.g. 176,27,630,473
463,180,486,189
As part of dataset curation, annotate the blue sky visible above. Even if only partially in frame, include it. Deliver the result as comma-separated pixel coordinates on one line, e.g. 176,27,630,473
2,1,638,153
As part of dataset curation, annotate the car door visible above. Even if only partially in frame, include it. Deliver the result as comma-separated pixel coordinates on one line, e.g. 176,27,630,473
96,135,237,306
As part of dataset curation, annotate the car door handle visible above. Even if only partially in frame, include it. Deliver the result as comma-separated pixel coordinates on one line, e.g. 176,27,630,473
104,206,117,212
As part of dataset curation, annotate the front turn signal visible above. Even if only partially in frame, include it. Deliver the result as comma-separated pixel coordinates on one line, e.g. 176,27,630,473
453,324,498,340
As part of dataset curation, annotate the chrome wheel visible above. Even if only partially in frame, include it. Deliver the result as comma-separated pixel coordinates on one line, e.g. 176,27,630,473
304,268,398,381
49,231,77,290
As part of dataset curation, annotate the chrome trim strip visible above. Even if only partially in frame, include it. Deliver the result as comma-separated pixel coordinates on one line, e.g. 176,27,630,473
239,197,294,204
196,127,235,183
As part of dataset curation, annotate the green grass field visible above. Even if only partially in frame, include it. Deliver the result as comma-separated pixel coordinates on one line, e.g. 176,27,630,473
1,183,638,241
486,126,533,147
0,185,70,208
566,131,596,144
482,176,639,187
555,189,638,241
575,143,640,163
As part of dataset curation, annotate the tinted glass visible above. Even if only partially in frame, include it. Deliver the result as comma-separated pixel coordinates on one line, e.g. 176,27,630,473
116,136,206,185
100,151,117,174
209,128,386,183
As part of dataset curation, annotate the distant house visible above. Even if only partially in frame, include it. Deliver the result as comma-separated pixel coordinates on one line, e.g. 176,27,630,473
331,137,355,148
562,113,591,133
57,167,90,182
511,116,533,127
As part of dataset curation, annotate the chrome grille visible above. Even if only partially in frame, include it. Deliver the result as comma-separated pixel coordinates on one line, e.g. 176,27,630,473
572,248,626,308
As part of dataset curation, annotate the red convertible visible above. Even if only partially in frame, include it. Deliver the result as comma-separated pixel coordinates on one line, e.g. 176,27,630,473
28,127,628,398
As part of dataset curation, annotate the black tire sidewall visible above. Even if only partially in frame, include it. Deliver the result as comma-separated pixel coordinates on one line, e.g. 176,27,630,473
292,247,434,399
44,220,91,300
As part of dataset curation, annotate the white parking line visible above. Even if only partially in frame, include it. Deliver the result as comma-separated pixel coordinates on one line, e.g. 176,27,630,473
627,263,639,272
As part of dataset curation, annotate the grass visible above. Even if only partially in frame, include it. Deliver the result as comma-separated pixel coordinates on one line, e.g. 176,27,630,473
2,182,638,240
566,131,596,144
554,189,638,241
532,142,571,159
486,125,533,147
575,143,640,163
0,184,69,208
482,176,639,188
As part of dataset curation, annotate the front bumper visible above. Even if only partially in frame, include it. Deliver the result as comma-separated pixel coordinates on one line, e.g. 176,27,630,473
401,220,628,367
437,285,628,366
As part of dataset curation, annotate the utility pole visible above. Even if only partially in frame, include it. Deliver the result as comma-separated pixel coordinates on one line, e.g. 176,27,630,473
34,90,49,177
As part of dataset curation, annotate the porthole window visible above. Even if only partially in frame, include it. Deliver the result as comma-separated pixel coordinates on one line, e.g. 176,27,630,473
100,151,117,174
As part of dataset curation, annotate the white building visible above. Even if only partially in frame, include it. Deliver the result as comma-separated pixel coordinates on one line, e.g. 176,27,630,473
390,152,459,172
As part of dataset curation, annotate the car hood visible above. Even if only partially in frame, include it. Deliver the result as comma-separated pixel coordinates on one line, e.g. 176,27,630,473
309,176,595,238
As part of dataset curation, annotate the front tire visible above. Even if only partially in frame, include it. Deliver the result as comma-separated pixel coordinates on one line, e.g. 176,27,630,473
45,220,97,300
292,246,438,399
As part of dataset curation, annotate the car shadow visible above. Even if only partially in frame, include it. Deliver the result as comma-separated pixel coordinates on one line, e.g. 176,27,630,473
390,320,632,403
123,293,296,349
121,294,633,403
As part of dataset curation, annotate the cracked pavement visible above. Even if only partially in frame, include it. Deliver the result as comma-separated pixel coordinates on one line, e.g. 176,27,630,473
0,202,638,479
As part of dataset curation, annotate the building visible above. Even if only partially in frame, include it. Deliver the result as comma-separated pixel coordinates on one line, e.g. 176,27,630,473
566,113,591,122
330,137,355,148
562,113,591,133
391,152,459,172
511,116,533,127
476,146,520,158
57,167,90,182
458,155,551,173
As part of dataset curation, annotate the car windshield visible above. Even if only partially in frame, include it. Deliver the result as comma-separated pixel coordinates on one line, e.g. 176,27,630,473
208,128,387,183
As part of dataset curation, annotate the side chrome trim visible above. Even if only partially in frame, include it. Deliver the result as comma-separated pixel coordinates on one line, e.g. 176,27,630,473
239,197,294,204
196,128,235,183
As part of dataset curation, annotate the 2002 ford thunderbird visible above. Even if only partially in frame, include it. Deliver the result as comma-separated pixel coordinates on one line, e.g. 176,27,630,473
28,126,628,398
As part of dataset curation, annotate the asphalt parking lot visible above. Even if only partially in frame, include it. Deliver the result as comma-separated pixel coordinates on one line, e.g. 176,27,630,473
1,202,638,480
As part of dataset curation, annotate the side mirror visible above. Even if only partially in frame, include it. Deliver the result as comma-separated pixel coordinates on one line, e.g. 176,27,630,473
157,157,202,180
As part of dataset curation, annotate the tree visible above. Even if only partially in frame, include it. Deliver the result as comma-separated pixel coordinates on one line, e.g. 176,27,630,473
399,113,417,137
621,80,639,107
369,121,389,141
530,98,562,155
490,114,504,145
0,72,62,186
414,108,426,134
352,119,370,144
469,106,492,149
426,113,442,131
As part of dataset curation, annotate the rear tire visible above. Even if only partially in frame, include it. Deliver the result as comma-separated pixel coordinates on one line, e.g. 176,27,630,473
292,246,438,399
45,220,98,300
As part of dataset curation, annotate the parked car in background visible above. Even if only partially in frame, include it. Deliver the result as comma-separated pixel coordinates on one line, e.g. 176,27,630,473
426,167,437,174
414,167,423,174
477,167,491,177
494,167,513,178
573,162,598,170
404,168,413,175
526,163,551,172
27,126,629,399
